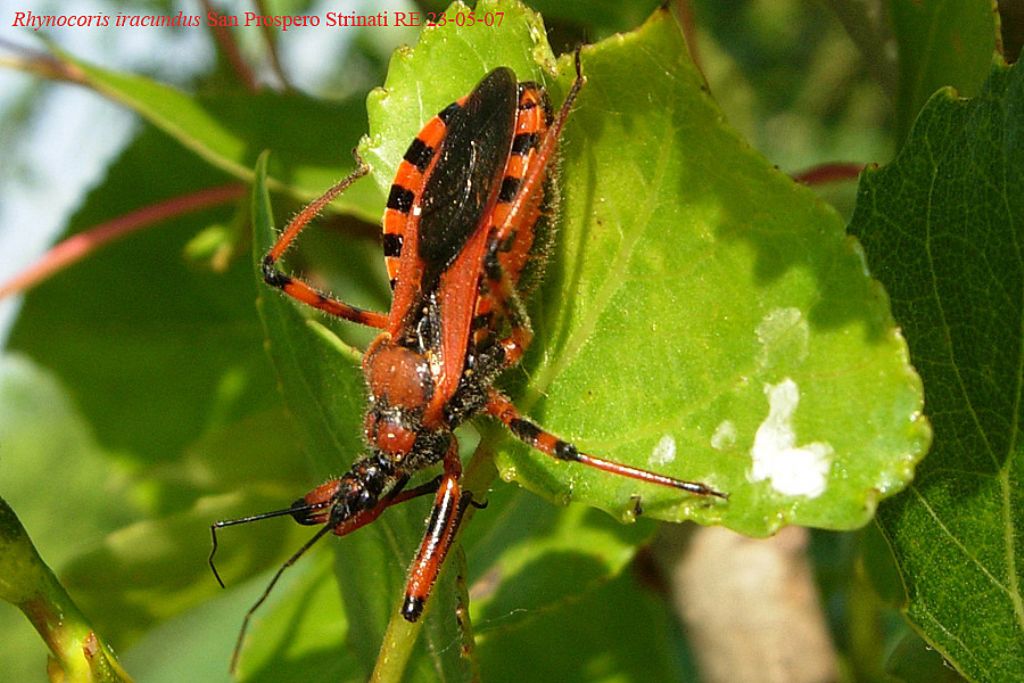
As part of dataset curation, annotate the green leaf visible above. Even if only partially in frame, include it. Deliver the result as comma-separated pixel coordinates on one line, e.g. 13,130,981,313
7,126,275,465
475,563,697,682
888,0,998,139
44,44,382,220
481,9,922,536
347,1,931,538
360,0,557,186
850,60,1024,681
248,0,929,678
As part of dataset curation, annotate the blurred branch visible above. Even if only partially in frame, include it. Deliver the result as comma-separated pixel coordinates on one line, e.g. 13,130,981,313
253,0,292,90
654,525,838,683
200,0,258,92
0,37,87,84
825,1,898,97
673,0,704,78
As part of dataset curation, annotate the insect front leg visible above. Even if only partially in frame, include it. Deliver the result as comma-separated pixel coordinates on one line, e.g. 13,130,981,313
485,389,728,499
213,473,443,672
262,152,389,329
401,441,474,621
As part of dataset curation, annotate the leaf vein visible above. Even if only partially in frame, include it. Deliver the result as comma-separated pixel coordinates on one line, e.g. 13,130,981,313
910,485,1011,597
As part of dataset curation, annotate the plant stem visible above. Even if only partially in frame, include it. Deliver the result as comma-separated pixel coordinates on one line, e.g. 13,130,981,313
0,497,133,683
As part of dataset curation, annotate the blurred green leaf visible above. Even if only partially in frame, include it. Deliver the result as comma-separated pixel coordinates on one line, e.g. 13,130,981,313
45,45,381,220
0,354,139,562
498,0,661,40
235,551,355,683
886,630,968,683
0,354,141,681
119,551,349,683
416,0,661,39
828,0,998,141
1,492,130,682
462,479,655,630
888,0,998,139
4,121,341,678
826,0,899,97
7,126,274,466
850,60,1024,682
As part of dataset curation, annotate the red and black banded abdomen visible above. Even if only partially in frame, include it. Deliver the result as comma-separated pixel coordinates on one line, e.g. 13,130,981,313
380,98,465,293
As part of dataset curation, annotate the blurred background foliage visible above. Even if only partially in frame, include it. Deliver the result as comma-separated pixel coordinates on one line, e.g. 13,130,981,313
0,0,1019,681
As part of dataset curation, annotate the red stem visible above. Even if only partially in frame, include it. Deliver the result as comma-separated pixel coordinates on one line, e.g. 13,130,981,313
0,184,246,300
791,162,866,186
201,0,259,92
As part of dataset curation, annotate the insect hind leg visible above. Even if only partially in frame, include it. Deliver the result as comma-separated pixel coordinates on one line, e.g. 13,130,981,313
481,49,587,366
485,389,727,499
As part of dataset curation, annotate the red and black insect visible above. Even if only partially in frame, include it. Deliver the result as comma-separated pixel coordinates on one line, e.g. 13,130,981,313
210,50,726,668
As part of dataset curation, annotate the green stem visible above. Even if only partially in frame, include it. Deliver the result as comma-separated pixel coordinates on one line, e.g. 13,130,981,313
0,497,133,683
369,439,500,683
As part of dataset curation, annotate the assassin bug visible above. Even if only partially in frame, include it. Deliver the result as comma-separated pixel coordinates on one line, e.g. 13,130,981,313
210,49,727,669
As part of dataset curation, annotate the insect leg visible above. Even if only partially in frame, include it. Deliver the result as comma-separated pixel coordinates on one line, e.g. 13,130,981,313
496,49,585,266
262,152,389,329
481,49,587,365
485,389,727,499
221,474,442,672
401,442,473,621
326,475,443,534
482,232,535,366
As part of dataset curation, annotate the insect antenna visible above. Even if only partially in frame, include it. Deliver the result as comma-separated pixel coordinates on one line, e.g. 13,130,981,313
208,499,330,588
226,522,336,673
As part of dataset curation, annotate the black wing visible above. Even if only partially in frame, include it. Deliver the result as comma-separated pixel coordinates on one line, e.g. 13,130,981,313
417,67,518,289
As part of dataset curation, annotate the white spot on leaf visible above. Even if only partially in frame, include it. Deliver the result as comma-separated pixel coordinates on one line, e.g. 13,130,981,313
649,434,676,466
710,420,737,450
756,307,809,369
749,378,833,498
